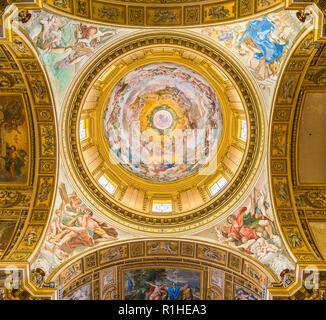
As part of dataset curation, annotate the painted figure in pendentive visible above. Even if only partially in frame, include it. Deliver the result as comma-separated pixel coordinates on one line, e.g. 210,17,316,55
53,208,118,252
28,13,116,92
238,17,288,80
225,196,262,245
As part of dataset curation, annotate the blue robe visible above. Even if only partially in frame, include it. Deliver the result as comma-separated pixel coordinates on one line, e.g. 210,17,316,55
255,201,270,215
127,280,133,291
168,286,180,300
239,17,287,64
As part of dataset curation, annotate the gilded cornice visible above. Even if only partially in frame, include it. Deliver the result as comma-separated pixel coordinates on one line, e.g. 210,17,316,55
42,0,284,27
267,264,326,299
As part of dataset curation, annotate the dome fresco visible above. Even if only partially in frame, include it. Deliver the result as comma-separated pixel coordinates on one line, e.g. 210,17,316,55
103,62,224,182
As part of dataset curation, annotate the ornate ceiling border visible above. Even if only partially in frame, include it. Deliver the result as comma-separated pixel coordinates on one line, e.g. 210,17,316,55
268,31,326,300
269,31,326,264
269,31,321,265
61,29,267,234
0,30,58,262
267,264,326,299
45,238,278,299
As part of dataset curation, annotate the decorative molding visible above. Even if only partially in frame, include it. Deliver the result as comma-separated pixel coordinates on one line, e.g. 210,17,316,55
39,0,284,27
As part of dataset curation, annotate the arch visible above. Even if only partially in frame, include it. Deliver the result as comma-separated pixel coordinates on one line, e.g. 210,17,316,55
0,33,58,263
47,238,278,300
268,31,326,299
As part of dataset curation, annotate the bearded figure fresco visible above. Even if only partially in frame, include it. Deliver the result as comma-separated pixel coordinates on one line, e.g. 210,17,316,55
47,183,118,253
214,185,294,278
31,182,119,278
200,11,304,95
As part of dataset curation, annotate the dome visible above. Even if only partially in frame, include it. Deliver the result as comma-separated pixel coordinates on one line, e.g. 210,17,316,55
103,62,223,182
61,33,265,233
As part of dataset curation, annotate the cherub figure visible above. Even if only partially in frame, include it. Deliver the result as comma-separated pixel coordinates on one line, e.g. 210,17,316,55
255,240,281,260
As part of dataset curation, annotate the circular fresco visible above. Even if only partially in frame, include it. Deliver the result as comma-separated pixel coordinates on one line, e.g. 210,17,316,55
153,109,173,130
103,62,223,182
